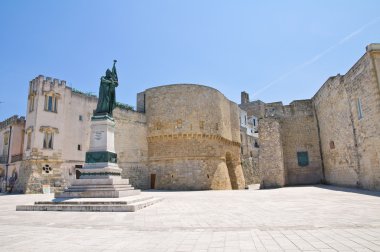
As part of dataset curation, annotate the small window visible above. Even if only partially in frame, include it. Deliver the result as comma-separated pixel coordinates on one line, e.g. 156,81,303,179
77,144,81,151
26,132,32,150
199,121,205,130
254,141,259,148
241,146,244,154
244,116,247,125
240,134,243,142
329,141,335,149
28,96,34,113
3,132,9,146
43,132,54,149
253,119,256,126
176,119,182,129
155,122,162,130
79,115,83,121
42,164,52,174
215,123,219,131
45,95,58,112
297,151,309,167
357,98,363,120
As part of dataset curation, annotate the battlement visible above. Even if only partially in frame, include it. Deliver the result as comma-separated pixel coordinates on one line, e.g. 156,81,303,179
366,43,380,52
31,75,67,87
0,115,26,131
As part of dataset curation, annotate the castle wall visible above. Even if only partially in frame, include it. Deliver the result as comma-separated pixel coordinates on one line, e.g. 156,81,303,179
280,100,322,185
143,84,245,190
313,47,380,190
258,119,285,188
114,108,148,189
239,100,266,119
313,48,380,190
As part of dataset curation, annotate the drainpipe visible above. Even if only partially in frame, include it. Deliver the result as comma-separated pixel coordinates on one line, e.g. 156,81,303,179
5,125,12,191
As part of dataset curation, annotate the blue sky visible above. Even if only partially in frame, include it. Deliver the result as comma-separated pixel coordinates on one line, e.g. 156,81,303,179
1,0,379,121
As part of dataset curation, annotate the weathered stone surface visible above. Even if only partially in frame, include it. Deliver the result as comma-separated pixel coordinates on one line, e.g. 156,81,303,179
16,194,162,212
258,119,285,188
142,84,245,190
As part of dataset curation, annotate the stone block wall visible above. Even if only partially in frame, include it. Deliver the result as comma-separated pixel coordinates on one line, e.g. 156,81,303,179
281,100,323,185
258,119,285,188
142,84,245,190
114,108,149,189
313,48,380,190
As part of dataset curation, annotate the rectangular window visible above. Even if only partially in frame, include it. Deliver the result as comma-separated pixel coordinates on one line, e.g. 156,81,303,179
77,144,81,151
176,119,182,129
43,132,53,149
26,132,31,150
79,115,83,121
357,98,363,120
253,119,256,126
48,96,53,111
215,123,219,130
244,116,247,125
199,121,205,130
28,97,34,113
54,97,57,112
297,151,309,167
45,95,57,112
3,132,9,146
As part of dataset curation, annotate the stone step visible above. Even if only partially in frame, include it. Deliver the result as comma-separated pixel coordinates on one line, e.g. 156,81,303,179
66,185,134,191
16,197,163,212
69,184,133,189
71,178,130,186
34,196,154,205
55,189,141,198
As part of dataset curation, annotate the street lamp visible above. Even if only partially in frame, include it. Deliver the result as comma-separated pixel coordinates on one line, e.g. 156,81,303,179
5,126,12,192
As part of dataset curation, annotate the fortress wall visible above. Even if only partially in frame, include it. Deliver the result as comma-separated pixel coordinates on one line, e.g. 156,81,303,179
280,100,322,185
258,119,285,188
113,108,149,189
313,49,380,190
143,84,245,190
342,51,380,190
313,75,359,187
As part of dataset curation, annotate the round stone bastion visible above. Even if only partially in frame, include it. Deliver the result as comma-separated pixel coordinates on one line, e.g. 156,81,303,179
144,84,245,190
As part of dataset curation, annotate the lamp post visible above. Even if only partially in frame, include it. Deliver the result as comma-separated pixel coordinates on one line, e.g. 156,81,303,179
5,125,12,192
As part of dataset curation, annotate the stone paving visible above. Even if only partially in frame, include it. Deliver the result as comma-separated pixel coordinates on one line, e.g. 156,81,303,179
0,185,380,251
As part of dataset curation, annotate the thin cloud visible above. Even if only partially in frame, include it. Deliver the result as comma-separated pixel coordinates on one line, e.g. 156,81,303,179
252,16,380,98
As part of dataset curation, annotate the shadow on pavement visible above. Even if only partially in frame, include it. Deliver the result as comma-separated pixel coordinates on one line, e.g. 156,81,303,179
314,184,380,197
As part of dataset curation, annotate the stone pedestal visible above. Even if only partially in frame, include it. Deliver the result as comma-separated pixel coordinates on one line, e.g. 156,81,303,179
56,115,140,198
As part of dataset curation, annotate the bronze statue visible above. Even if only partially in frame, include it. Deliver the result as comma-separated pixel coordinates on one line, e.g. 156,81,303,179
95,60,118,116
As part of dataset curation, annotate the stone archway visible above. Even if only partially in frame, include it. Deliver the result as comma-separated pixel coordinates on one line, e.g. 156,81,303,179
226,152,239,189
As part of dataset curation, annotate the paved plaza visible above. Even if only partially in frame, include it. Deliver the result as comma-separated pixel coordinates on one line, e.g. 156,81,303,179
0,185,380,252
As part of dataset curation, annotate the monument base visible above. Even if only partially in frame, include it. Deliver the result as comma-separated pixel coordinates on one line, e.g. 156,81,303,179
16,195,163,212
55,177,141,198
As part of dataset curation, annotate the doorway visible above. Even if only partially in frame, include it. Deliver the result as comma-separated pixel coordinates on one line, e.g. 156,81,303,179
150,174,156,189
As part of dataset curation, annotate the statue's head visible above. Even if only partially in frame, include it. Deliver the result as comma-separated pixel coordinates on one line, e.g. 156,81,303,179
105,69,112,78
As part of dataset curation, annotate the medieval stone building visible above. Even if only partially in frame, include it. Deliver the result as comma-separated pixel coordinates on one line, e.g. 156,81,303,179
241,43,380,191
0,43,379,193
